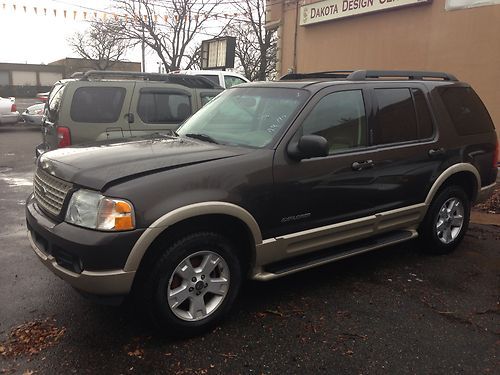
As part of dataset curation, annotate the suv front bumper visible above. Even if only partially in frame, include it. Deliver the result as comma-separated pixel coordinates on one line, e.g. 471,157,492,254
26,194,143,296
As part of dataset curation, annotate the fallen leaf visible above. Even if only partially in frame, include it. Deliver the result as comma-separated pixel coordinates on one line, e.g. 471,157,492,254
127,349,144,358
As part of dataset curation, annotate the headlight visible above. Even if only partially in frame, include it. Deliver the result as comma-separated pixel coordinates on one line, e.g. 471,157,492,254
65,189,135,231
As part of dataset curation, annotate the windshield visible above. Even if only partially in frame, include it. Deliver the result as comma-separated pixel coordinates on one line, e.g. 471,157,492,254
177,87,309,148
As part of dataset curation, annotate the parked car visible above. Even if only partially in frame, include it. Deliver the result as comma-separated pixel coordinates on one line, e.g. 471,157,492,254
21,103,45,125
26,70,497,337
36,70,223,156
36,91,49,103
173,69,249,88
0,96,20,124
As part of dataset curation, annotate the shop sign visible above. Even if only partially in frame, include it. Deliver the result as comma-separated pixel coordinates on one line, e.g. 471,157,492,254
300,0,432,26
445,0,500,11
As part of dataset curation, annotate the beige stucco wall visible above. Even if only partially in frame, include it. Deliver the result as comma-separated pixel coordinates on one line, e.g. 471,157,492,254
267,0,500,138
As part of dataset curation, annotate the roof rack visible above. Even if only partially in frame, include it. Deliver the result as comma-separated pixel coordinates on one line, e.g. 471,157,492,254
69,70,223,89
279,71,354,80
346,70,458,81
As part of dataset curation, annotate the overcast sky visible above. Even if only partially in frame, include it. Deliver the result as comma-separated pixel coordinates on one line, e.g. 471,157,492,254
0,0,228,72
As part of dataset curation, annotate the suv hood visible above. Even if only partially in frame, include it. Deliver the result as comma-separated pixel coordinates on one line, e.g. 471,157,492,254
38,135,247,190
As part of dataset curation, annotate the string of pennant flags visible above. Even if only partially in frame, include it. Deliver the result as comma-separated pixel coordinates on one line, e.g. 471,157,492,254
0,2,251,24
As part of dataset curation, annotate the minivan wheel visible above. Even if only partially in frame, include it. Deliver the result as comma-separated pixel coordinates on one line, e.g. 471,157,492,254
142,232,242,337
418,186,470,254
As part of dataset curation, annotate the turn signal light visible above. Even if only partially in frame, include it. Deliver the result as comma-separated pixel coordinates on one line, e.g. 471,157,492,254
97,198,135,231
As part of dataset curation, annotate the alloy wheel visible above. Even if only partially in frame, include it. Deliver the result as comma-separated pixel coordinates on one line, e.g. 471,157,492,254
435,197,464,244
167,251,230,321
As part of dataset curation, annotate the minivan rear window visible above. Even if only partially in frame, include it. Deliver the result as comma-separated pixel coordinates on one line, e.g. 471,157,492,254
438,86,494,135
70,87,126,123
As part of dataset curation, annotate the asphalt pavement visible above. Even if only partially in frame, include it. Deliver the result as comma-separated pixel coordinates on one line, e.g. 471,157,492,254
0,124,498,374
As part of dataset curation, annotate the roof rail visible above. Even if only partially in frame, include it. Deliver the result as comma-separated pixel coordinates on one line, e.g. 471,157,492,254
280,71,353,80
347,70,458,81
70,70,222,89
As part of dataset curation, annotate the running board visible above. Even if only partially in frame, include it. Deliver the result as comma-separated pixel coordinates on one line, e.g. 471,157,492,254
252,229,418,281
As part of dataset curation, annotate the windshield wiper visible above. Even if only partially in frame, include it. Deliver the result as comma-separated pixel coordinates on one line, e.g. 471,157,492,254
185,133,219,144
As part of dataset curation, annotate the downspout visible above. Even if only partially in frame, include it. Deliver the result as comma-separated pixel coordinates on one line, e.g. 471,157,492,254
293,0,300,73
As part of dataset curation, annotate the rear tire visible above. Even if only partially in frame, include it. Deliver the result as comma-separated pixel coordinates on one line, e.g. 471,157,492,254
418,185,470,255
141,232,242,337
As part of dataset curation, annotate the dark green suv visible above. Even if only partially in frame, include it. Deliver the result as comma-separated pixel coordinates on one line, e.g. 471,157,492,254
26,70,498,336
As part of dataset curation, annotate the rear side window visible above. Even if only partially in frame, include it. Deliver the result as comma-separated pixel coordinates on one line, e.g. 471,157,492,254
200,75,220,85
373,88,417,145
137,92,191,123
224,75,246,88
438,86,494,135
412,88,434,139
70,87,125,123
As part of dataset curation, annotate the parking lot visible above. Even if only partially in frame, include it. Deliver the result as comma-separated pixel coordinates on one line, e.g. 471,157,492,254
0,123,499,374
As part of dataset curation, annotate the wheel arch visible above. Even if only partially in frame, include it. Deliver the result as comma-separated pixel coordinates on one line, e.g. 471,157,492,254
124,202,262,273
424,163,480,206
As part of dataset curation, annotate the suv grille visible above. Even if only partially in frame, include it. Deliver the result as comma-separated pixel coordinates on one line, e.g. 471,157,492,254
33,169,73,217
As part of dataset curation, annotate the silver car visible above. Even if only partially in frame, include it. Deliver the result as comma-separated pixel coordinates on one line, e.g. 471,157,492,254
22,103,45,125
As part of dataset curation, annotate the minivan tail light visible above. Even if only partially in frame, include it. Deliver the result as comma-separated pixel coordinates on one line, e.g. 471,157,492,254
10,103,16,112
57,127,71,148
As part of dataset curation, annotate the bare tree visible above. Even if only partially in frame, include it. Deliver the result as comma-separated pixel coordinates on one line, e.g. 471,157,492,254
112,0,223,72
229,0,277,81
68,18,132,70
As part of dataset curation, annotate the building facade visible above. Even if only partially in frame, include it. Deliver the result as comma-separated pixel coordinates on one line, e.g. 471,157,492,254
0,58,141,98
49,58,141,78
266,0,500,137
0,62,64,97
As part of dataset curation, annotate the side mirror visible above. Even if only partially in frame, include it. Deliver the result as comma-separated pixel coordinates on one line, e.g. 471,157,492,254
287,135,329,161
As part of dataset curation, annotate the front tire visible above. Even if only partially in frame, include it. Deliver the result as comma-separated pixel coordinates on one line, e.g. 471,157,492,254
419,185,470,254
142,232,242,337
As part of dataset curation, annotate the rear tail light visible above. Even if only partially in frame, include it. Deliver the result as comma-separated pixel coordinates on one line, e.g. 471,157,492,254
57,126,71,148
10,103,16,112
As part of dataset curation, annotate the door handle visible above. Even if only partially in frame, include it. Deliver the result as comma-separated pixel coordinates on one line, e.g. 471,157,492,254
352,160,374,171
428,148,445,157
